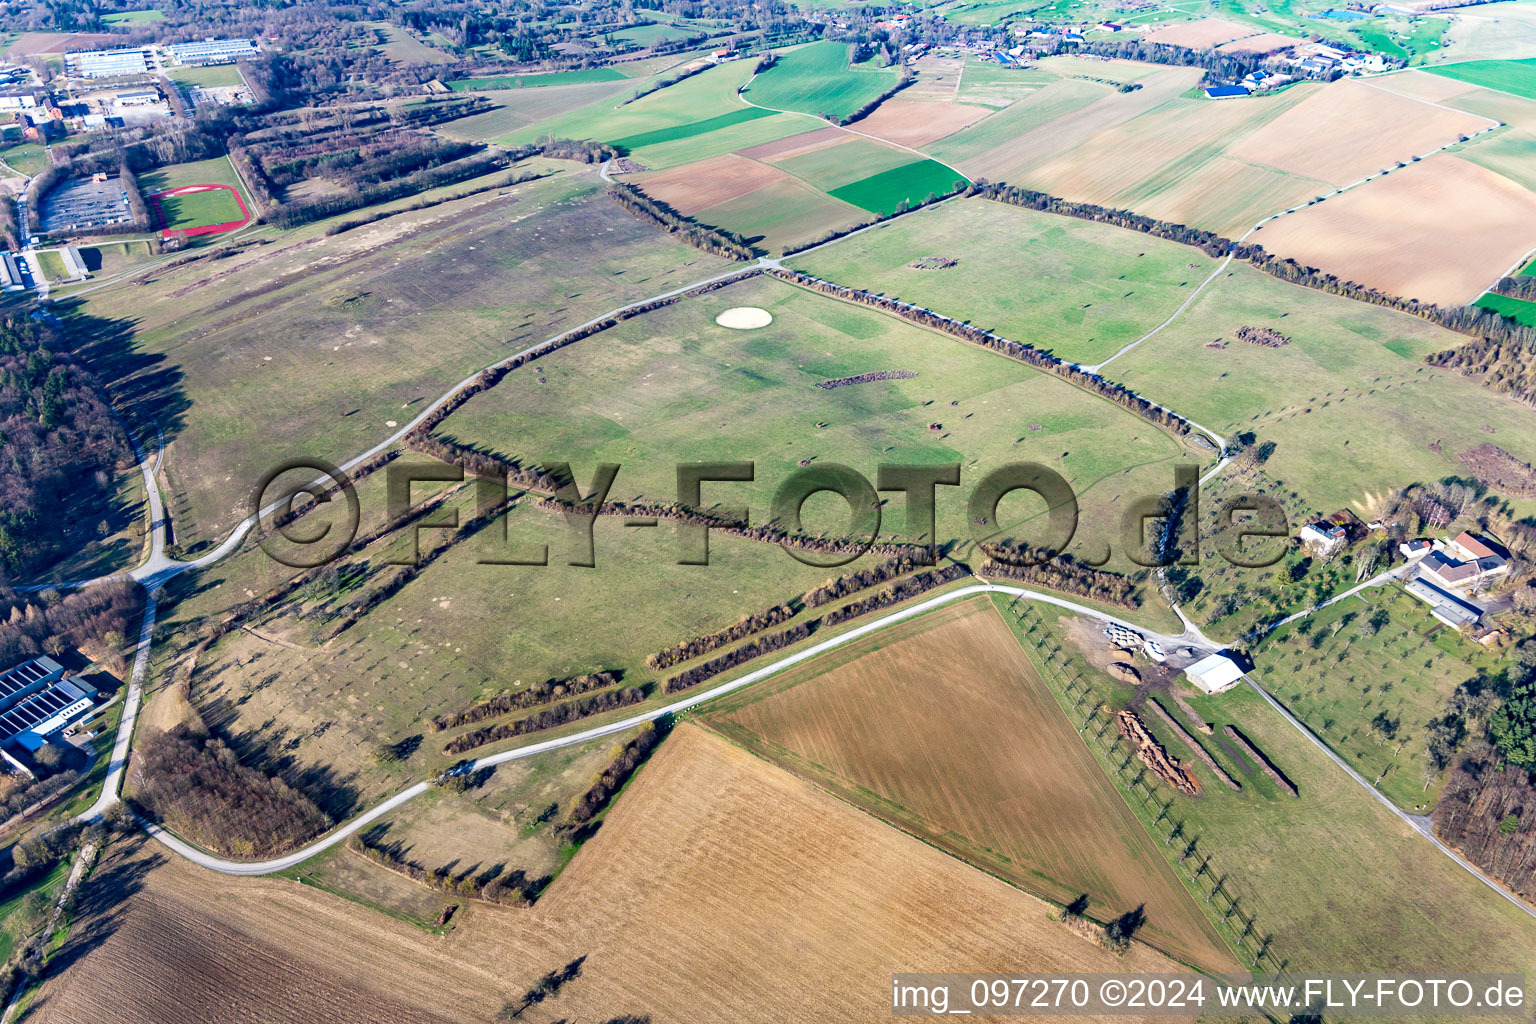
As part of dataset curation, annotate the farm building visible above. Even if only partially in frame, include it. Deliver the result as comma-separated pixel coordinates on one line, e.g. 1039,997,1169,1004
1405,577,1482,629
1419,534,1507,590
165,38,260,65
1184,653,1244,695
1205,84,1251,99
1399,538,1432,559
65,47,153,78
1298,522,1347,555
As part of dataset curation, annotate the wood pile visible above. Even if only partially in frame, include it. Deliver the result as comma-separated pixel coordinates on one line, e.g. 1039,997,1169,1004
1117,710,1199,796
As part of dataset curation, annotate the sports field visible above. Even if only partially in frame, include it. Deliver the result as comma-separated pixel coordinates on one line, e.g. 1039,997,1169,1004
149,184,248,236
790,197,1221,366
743,40,899,120
1428,57,1536,99
448,67,626,90
705,597,1240,972
1002,601,1536,984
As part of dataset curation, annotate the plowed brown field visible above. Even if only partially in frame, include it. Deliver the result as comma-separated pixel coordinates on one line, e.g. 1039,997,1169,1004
630,153,788,213
1227,79,1493,185
1253,154,1536,304
1142,18,1253,47
705,597,1239,974
28,726,1201,1023
851,100,990,147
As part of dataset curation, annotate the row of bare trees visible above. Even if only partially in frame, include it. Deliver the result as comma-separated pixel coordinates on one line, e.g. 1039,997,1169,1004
443,686,649,754
432,672,623,730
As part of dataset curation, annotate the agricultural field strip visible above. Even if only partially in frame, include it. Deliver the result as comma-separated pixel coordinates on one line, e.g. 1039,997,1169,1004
134,582,1206,875
733,68,971,184
1086,91,1505,374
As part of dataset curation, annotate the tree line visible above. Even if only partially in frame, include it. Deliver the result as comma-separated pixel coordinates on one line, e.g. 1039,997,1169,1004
565,720,665,825
804,555,930,607
664,622,816,693
821,564,969,626
350,827,550,906
979,552,1138,609
648,604,795,670
768,267,1195,438
606,181,756,260
836,64,915,126
432,671,623,730
442,686,649,754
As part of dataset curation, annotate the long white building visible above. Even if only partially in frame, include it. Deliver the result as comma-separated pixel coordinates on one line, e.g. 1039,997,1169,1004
65,47,154,78
166,38,259,65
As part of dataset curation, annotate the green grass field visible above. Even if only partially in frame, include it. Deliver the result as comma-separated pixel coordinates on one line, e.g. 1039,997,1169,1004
1477,291,1536,325
496,59,818,168
692,179,869,253
1000,598,1536,988
1106,262,1536,513
449,68,626,91
608,106,777,150
153,187,246,230
1429,57,1536,99
102,8,163,22
164,63,244,88
0,141,47,176
137,155,244,195
743,40,899,119
770,137,916,190
72,172,732,549
34,249,65,281
827,159,969,216
433,273,1194,574
789,197,1218,366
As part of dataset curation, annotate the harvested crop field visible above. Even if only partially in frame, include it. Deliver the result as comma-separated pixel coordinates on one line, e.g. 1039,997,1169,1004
691,177,869,252
768,135,917,190
1141,18,1253,47
1252,154,1536,305
1216,32,1304,54
1227,79,1494,185
849,99,991,147
705,597,1239,973
735,124,847,161
950,67,1203,184
29,727,1196,1023
629,152,788,212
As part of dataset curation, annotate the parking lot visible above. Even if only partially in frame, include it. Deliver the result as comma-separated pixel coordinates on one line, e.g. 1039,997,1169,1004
37,177,134,234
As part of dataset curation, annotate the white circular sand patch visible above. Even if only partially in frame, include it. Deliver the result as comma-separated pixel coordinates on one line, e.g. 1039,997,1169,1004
715,307,773,330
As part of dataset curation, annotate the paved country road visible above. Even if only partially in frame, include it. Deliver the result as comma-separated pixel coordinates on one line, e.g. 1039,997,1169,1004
137,581,1207,875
